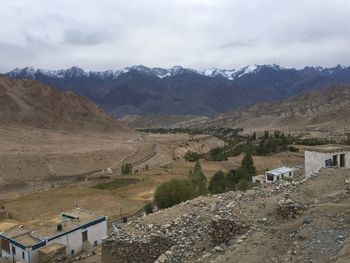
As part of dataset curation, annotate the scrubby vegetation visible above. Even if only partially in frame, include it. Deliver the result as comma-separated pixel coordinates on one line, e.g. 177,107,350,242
137,127,243,141
144,202,154,214
155,150,257,209
154,162,207,209
93,178,139,190
154,179,196,209
293,138,335,146
121,163,132,175
184,151,202,162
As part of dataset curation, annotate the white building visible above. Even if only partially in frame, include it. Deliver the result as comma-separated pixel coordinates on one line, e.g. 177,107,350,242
252,166,294,184
0,208,107,263
305,145,350,177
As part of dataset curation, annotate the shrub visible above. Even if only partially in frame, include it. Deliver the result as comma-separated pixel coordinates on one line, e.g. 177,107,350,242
288,146,299,152
144,202,154,214
208,171,227,194
154,179,196,209
236,179,251,191
184,151,202,162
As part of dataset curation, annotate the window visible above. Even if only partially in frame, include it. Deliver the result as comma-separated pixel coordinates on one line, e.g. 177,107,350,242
1,238,10,253
22,251,25,260
12,246,16,255
289,172,292,177
94,240,98,246
266,174,274,181
71,249,74,255
82,231,88,242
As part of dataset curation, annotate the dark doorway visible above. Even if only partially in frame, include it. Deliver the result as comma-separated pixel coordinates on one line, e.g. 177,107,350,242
82,231,88,242
333,155,338,166
340,154,345,167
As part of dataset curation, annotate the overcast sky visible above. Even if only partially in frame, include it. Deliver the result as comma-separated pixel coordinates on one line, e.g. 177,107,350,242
1,0,350,72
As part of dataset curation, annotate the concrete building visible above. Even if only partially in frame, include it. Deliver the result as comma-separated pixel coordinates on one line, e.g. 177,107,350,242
252,166,294,184
0,208,107,263
305,145,350,177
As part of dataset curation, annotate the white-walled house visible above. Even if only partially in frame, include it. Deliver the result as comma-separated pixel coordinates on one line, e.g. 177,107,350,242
0,208,107,263
305,145,350,177
252,166,294,184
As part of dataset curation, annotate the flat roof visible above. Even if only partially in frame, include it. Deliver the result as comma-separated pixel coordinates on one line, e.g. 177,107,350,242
0,220,18,232
38,243,66,254
266,166,293,176
305,145,350,153
1,208,105,248
253,174,266,180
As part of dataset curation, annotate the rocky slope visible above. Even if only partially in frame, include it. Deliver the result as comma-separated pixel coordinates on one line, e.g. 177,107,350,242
5,64,350,117
195,85,350,133
102,168,350,263
0,76,129,132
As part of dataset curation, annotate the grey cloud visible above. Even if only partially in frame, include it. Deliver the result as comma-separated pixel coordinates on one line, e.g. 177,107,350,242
0,0,350,72
62,29,113,46
218,40,257,49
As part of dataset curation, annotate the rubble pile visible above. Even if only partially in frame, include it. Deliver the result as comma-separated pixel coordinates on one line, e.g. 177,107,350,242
276,193,304,219
102,179,302,263
102,234,172,263
210,217,247,245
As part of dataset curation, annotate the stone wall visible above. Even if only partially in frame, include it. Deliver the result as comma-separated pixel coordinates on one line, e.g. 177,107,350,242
102,234,172,263
276,195,303,219
210,218,246,246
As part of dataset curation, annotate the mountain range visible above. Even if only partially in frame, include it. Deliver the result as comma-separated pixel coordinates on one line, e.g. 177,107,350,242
4,64,350,117
174,85,350,132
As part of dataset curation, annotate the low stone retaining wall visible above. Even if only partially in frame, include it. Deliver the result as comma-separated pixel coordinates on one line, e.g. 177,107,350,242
102,234,172,263
210,218,246,245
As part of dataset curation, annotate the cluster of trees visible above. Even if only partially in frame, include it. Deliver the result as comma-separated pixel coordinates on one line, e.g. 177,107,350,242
184,138,244,163
121,163,132,175
153,151,256,210
293,138,335,146
207,151,257,194
153,162,207,209
184,151,202,162
137,127,243,141
255,131,288,155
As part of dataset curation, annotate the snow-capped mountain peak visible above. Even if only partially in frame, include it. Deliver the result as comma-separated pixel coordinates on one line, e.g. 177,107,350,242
4,64,349,82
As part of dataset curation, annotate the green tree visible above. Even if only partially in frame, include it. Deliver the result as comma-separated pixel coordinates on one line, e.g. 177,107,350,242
241,152,256,176
188,162,207,196
184,151,202,162
154,179,196,209
226,169,240,190
236,179,251,191
208,171,226,194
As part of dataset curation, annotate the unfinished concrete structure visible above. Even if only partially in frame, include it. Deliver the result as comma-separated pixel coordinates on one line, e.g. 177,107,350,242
0,208,107,263
305,145,350,177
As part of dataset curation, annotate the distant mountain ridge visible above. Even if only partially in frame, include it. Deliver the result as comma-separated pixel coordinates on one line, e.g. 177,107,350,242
186,85,350,133
5,64,350,117
6,64,349,81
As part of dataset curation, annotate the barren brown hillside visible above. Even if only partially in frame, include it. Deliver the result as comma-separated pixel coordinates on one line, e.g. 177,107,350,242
0,76,129,132
190,85,350,134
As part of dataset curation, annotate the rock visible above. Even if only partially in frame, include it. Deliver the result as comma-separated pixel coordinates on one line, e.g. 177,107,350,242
214,245,225,252
236,239,244,244
157,254,168,263
303,217,312,225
